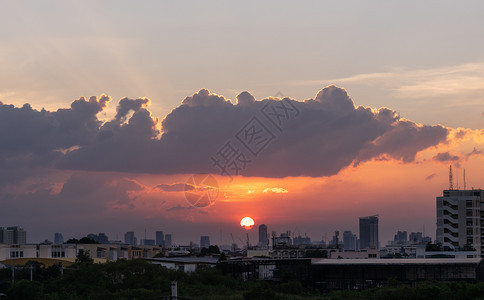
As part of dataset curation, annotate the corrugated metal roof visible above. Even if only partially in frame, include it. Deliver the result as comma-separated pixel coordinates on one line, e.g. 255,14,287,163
311,258,482,265
146,257,219,264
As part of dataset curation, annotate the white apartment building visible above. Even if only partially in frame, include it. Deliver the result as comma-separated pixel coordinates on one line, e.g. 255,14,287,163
0,243,162,261
436,189,483,256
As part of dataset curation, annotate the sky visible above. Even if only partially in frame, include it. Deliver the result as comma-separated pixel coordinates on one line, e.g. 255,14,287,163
1,1,484,246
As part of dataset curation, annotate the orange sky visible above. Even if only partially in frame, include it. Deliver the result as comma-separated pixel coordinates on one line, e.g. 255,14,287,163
92,127,484,245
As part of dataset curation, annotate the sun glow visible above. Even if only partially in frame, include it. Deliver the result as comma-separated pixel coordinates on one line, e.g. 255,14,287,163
240,217,255,230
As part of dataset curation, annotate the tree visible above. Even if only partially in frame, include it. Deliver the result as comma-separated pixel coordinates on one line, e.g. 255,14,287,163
200,245,221,256
218,252,227,262
426,242,442,251
66,237,98,244
208,245,220,254
75,250,94,265
7,280,44,300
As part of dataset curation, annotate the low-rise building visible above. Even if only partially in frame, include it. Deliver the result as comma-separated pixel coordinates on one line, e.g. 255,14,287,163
0,243,162,262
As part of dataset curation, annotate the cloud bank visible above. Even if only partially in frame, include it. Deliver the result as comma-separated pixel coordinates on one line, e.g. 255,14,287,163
0,86,450,179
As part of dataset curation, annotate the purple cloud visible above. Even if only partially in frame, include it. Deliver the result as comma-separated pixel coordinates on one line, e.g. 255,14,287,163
0,86,449,178
433,152,461,162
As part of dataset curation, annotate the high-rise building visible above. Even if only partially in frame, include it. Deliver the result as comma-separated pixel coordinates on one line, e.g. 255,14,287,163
141,239,155,246
293,235,311,246
331,230,341,248
87,233,109,244
343,230,357,251
156,231,164,246
258,224,268,247
124,231,137,245
54,233,64,244
436,189,484,255
200,236,210,248
0,228,13,244
97,233,109,244
394,231,407,244
409,232,423,243
359,215,379,249
1,226,27,245
165,234,172,247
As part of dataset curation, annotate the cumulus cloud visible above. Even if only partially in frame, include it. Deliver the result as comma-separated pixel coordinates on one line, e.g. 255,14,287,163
0,86,451,178
263,187,289,194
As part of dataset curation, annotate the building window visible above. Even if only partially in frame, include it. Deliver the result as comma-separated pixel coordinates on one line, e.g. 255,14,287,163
467,229,473,235
466,209,473,217
467,220,473,226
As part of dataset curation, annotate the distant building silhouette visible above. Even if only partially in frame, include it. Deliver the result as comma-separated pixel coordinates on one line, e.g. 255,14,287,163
141,239,155,246
200,236,210,248
124,231,137,245
394,231,407,244
54,232,64,245
87,233,109,244
165,234,172,247
258,224,268,247
359,215,379,249
156,231,164,246
330,230,343,249
293,235,311,246
0,226,26,245
272,231,292,248
343,230,357,251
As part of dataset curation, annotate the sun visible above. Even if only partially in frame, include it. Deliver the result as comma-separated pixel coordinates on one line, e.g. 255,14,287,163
240,217,255,230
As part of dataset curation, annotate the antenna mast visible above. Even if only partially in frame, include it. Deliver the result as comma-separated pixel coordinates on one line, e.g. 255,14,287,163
464,168,466,190
449,165,454,190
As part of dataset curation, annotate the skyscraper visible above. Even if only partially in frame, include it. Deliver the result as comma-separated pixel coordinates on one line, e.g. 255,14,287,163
156,231,164,246
97,233,109,244
436,189,484,255
54,232,64,244
200,236,210,248
164,234,172,247
1,226,27,245
394,231,407,244
0,228,13,244
124,231,136,245
343,230,357,251
359,215,379,249
258,224,268,247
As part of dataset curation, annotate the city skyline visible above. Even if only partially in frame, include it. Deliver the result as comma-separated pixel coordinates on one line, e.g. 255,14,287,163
1,2,484,246
0,218,433,249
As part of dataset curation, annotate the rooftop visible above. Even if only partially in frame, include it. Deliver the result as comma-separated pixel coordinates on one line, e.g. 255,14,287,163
311,258,483,265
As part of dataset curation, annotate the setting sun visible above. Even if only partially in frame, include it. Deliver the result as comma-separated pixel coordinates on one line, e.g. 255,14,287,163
240,217,255,230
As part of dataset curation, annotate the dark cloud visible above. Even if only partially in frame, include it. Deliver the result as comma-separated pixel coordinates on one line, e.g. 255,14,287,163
0,95,109,159
115,97,150,123
466,147,483,158
425,173,437,181
433,152,461,162
167,205,192,211
156,183,193,192
0,172,143,227
0,86,450,178
236,91,256,107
